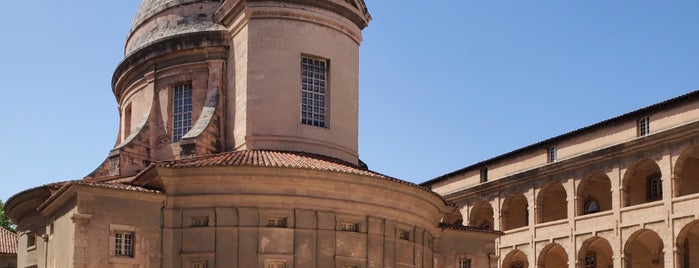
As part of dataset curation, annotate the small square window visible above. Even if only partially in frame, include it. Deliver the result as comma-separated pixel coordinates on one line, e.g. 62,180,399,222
266,217,287,227
638,116,650,136
341,223,359,232
191,216,209,227
192,260,208,268
398,230,410,241
480,167,488,183
115,231,134,257
548,145,557,163
458,259,472,268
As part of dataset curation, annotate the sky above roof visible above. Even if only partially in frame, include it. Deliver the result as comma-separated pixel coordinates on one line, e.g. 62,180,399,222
1,1,699,201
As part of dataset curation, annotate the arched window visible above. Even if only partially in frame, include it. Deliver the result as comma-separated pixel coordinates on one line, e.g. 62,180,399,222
511,261,524,268
584,199,600,214
646,173,662,201
584,251,597,268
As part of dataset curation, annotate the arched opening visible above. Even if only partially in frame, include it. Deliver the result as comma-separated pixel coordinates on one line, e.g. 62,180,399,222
503,249,529,268
674,145,699,197
676,220,699,268
578,236,613,268
577,172,612,216
624,229,664,268
622,159,663,207
538,243,568,268
501,193,528,231
537,182,567,223
468,201,494,229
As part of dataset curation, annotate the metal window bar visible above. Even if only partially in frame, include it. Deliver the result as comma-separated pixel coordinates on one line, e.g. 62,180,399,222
301,57,328,127
173,84,193,142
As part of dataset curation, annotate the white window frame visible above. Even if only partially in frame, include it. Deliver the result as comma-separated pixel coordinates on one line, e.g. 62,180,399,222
638,116,650,136
266,217,287,228
109,224,139,264
173,83,193,142
341,222,359,232
458,258,472,268
301,56,329,128
548,145,557,163
191,216,209,227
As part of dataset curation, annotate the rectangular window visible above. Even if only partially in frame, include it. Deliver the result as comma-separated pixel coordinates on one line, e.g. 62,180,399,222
647,174,663,201
192,261,208,268
341,222,359,232
398,230,410,240
115,232,134,257
343,266,359,268
26,232,36,249
548,145,557,163
458,259,472,268
480,167,488,183
266,217,287,227
638,116,650,136
191,216,209,227
173,83,193,142
301,56,328,128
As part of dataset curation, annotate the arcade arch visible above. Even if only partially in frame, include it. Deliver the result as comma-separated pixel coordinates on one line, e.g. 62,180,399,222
673,145,699,197
503,249,529,268
577,172,612,216
624,229,664,268
501,193,528,231
468,200,494,229
676,220,699,268
538,243,568,268
622,159,662,207
537,182,567,223
578,236,613,268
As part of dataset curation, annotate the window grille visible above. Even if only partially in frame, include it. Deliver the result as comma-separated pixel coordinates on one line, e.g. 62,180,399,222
647,174,662,201
548,145,557,163
173,83,193,142
115,232,134,257
301,56,328,127
458,259,471,268
584,251,597,268
638,116,650,136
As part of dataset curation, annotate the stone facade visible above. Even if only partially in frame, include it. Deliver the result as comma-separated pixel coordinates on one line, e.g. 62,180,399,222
425,91,699,267
5,1,498,268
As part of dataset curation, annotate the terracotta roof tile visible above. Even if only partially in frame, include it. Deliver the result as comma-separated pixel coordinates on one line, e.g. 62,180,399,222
0,227,17,254
153,150,445,200
159,150,387,178
439,223,503,235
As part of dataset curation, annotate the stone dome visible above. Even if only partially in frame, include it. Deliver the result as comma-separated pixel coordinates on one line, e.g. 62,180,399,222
125,0,226,55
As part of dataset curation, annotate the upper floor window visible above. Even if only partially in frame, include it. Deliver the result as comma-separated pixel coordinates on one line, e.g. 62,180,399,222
301,56,328,128
114,231,134,257
647,173,662,201
480,167,488,183
458,259,472,268
638,116,650,136
26,232,36,249
173,83,193,142
548,145,557,163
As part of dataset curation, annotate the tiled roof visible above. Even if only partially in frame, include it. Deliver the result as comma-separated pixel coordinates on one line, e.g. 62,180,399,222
159,150,386,178
0,227,17,255
439,223,503,235
424,89,699,186
37,180,162,212
153,150,448,202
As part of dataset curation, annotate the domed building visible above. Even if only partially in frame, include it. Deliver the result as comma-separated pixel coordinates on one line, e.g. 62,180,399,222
5,0,499,267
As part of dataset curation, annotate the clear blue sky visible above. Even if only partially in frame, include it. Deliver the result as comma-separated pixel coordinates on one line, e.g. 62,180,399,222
1,1,699,201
